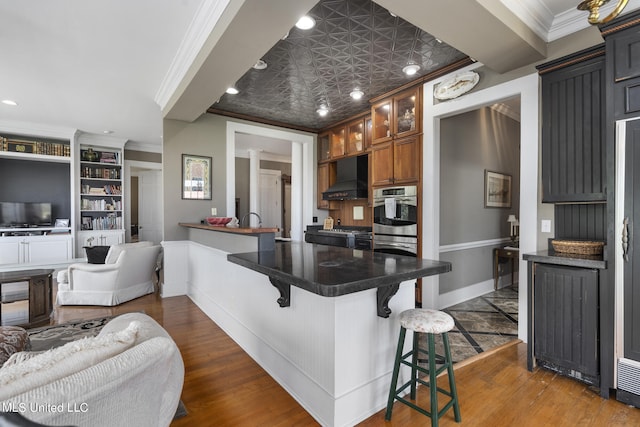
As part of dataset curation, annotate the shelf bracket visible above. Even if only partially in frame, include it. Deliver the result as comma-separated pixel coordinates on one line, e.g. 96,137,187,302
268,277,291,308
377,283,400,318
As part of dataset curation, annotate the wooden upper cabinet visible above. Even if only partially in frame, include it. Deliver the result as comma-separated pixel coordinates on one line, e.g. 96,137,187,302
393,136,421,184
370,141,394,186
318,131,330,162
371,135,421,187
364,115,372,151
539,49,605,202
371,99,393,144
330,126,346,158
371,86,421,145
393,87,421,139
346,119,365,155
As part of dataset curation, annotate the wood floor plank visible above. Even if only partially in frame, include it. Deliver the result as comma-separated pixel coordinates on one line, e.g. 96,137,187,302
50,290,640,427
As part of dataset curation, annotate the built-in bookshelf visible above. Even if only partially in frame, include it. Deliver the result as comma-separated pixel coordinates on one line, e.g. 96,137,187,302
79,146,123,232
0,134,70,159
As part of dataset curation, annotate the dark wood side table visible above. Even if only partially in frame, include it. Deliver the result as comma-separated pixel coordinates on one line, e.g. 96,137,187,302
493,247,519,290
0,269,53,327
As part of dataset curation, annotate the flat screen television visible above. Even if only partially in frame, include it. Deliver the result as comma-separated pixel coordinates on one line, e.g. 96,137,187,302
0,202,52,227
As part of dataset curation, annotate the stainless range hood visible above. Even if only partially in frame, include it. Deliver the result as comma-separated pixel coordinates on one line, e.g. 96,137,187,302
322,155,368,201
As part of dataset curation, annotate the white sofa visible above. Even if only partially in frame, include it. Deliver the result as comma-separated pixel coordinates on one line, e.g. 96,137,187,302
57,242,161,306
0,313,184,427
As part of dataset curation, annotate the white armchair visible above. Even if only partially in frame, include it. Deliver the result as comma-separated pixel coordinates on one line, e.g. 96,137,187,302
56,242,162,306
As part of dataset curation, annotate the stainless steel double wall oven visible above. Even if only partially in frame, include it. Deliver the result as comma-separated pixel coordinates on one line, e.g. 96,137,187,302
373,185,418,256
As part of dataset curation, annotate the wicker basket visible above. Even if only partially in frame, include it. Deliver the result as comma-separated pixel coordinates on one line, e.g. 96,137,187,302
551,240,604,255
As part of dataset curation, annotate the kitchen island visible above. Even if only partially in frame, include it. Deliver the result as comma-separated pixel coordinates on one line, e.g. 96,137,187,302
163,230,451,427
228,243,451,317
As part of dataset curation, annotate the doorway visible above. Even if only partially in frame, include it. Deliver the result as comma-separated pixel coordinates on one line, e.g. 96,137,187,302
422,67,539,343
125,161,163,244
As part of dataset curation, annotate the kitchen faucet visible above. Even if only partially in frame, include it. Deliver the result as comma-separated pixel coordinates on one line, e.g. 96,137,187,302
241,212,262,228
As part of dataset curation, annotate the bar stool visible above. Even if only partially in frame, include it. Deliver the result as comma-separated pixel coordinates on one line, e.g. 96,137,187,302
385,308,461,426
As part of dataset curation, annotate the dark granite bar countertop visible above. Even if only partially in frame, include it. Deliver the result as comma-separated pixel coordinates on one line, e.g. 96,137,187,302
227,242,452,297
523,250,606,269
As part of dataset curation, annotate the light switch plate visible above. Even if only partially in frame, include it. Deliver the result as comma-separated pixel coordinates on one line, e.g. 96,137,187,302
541,219,551,233
211,207,217,216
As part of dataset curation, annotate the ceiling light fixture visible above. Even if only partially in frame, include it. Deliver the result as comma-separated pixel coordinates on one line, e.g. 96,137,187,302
402,62,421,76
1,100,18,106
295,15,316,30
253,59,267,70
226,87,239,95
578,0,628,24
350,89,364,100
102,130,114,134
317,106,329,117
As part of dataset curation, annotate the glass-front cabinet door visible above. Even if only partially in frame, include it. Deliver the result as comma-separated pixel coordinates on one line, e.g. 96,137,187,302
318,132,330,162
393,87,421,139
346,119,364,155
330,126,345,158
371,99,392,144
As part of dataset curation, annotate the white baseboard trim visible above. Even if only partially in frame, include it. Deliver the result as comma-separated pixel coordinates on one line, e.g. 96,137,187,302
438,279,495,309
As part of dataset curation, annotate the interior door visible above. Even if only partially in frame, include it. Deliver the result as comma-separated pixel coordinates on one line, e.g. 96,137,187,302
259,169,281,236
138,170,162,244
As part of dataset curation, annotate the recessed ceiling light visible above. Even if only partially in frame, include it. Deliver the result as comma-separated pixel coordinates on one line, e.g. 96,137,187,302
317,106,329,117
1,100,18,106
350,89,364,100
103,130,114,134
295,15,316,30
226,87,239,95
402,63,421,76
253,59,267,70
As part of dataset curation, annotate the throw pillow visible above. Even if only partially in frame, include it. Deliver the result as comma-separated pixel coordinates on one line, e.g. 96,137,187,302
0,326,30,367
0,321,140,400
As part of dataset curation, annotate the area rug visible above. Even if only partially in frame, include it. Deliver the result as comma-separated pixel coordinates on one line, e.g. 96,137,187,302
25,314,188,420
27,316,115,351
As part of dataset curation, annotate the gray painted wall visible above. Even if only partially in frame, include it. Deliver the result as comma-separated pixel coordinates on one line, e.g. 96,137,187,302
162,113,310,241
439,107,520,294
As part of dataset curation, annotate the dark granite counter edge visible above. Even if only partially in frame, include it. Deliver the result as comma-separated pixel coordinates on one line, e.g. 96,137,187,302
523,250,607,269
227,252,452,298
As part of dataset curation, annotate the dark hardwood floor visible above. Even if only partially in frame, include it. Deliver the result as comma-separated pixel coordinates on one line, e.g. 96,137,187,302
51,289,640,427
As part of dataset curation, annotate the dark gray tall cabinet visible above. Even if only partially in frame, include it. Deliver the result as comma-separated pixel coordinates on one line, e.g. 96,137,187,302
532,46,611,396
601,11,640,408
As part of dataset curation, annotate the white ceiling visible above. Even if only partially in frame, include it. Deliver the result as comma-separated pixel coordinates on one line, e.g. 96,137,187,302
0,0,638,151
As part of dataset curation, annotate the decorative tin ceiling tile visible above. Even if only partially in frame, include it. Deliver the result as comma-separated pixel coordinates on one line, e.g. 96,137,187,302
211,0,466,130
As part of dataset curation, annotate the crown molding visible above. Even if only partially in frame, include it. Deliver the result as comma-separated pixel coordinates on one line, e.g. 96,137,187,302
500,0,555,42
155,0,230,110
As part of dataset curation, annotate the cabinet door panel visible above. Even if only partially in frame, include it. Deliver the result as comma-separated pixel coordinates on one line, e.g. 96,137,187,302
371,142,393,186
0,239,22,264
26,237,72,263
29,275,51,324
393,136,420,184
541,57,605,202
317,162,332,209
613,30,640,82
371,100,392,144
534,264,599,380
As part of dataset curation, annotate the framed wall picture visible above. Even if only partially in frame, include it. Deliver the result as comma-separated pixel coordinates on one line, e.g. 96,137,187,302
182,154,212,200
484,170,512,208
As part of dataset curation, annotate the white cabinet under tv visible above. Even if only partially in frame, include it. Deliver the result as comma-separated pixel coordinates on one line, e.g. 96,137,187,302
0,234,73,265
